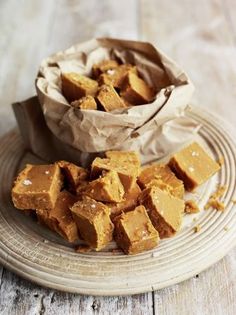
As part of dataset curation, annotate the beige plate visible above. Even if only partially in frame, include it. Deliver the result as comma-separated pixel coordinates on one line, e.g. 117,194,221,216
0,107,236,296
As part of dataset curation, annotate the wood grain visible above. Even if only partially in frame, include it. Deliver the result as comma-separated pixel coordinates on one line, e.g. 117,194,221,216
0,0,236,314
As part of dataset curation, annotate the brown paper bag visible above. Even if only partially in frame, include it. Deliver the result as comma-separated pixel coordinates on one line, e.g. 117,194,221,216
14,38,199,166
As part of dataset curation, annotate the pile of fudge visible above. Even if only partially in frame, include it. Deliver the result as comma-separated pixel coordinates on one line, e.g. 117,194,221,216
61,59,155,111
11,142,220,255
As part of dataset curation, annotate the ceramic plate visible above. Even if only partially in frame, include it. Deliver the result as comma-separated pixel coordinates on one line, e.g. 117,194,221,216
0,107,235,295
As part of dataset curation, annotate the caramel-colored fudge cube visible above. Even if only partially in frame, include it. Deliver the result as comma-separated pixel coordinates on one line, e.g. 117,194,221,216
82,170,124,202
61,73,98,102
71,196,114,250
71,95,97,110
92,59,119,78
109,183,142,221
168,142,220,191
96,84,127,112
138,164,184,199
139,187,184,238
12,164,63,210
121,72,154,105
91,157,137,192
105,150,141,172
57,160,88,193
114,205,159,255
36,190,78,242
98,64,138,89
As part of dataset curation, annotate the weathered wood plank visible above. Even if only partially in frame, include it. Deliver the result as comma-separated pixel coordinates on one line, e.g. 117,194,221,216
140,0,236,126
0,1,153,314
140,0,236,313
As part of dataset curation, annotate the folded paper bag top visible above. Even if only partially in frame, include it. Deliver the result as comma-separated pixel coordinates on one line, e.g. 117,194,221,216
34,38,196,163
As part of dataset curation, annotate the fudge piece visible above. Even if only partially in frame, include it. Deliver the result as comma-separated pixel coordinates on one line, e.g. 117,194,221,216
105,150,141,171
98,64,138,89
120,72,154,105
139,187,185,238
61,73,98,102
71,95,97,110
92,59,119,78
82,170,124,203
138,164,184,199
109,183,142,221
91,157,138,191
168,142,220,191
57,160,88,193
96,84,127,112
114,205,159,255
185,200,200,214
71,196,114,250
12,164,63,210
36,190,78,242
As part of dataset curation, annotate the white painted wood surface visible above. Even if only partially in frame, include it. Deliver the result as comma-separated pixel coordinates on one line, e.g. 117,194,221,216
0,0,235,314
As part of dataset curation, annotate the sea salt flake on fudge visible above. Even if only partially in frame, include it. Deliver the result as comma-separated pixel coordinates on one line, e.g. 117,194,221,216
108,183,142,221
57,160,88,193
139,186,185,238
71,196,114,251
61,72,98,102
168,142,220,191
114,205,159,255
82,170,124,203
71,95,97,110
12,164,63,210
96,84,127,112
36,190,78,242
138,163,184,199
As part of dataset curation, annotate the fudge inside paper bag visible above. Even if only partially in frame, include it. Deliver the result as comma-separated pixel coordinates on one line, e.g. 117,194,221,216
15,38,200,166
13,97,200,168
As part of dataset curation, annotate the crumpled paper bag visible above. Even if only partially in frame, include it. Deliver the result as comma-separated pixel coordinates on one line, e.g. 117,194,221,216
14,38,200,166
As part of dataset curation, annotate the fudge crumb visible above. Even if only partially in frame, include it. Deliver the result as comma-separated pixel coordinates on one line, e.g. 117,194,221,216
185,200,200,214
224,226,229,231
217,156,224,166
194,225,201,233
204,185,227,211
205,198,225,211
192,217,197,222
22,179,32,186
75,245,92,253
231,199,236,204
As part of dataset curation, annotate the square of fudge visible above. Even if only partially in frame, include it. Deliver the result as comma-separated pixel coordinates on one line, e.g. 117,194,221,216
92,59,119,78
105,150,141,173
83,170,124,203
71,196,114,251
36,190,78,242
139,187,185,238
57,160,88,193
96,84,127,112
61,72,98,102
120,72,154,105
91,156,139,192
138,163,184,199
168,142,220,191
108,183,142,221
71,95,97,110
12,164,63,210
114,205,159,255
98,64,137,89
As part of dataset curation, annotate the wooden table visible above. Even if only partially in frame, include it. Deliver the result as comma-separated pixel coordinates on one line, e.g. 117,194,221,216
0,1,235,314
